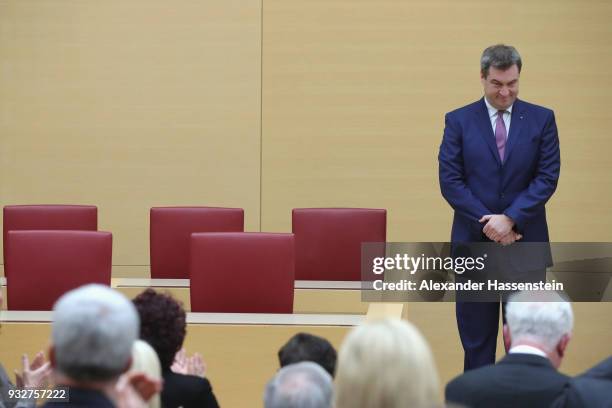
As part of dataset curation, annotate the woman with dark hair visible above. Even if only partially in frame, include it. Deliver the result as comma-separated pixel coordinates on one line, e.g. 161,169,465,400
132,289,219,408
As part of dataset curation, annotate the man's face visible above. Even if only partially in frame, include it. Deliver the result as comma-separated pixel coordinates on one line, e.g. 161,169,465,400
481,64,520,110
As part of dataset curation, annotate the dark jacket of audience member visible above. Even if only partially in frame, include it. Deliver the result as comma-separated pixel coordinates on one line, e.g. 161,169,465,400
278,333,337,377
446,353,570,408
133,289,219,408
445,291,573,408
551,356,612,408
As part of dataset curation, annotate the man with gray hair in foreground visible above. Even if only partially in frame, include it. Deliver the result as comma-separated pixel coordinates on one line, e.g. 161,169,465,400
264,362,333,408
445,290,573,407
42,284,155,408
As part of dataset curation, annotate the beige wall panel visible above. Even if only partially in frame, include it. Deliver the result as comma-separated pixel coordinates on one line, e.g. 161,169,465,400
0,322,350,407
2,303,611,405
262,0,612,242
294,288,368,314
0,1,262,269
183,325,349,407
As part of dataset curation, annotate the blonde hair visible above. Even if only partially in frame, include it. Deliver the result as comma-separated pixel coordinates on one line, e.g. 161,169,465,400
131,339,162,408
335,318,440,408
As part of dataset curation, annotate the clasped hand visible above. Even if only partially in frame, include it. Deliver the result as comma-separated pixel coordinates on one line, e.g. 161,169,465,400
479,214,522,246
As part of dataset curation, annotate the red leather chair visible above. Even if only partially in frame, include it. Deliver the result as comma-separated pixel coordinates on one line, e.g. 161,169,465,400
3,205,98,264
190,232,294,313
292,208,386,281
150,207,244,279
5,230,112,310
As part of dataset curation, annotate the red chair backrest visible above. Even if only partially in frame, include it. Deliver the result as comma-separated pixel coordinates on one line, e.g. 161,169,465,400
292,208,386,281
3,205,98,264
150,207,244,279
190,232,294,313
5,230,112,310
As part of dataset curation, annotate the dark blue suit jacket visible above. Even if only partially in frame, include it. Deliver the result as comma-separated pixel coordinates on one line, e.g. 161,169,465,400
439,98,560,243
551,356,612,408
445,353,570,407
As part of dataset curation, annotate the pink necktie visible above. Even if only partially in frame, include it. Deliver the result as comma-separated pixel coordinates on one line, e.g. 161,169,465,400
495,110,507,162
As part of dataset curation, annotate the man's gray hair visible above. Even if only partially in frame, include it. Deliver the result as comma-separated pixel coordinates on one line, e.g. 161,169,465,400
506,291,573,352
481,44,522,77
264,361,333,408
52,284,139,382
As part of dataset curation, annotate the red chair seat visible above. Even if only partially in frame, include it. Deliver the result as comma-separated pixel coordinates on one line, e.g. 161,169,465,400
3,205,97,264
190,232,294,313
5,230,112,310
292,208,386,281
150,207,244,279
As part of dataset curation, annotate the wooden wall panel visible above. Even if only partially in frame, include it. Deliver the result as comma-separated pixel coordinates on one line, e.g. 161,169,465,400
2,303,612,405
261,0,612,242
0,321,350,407
0,1,262,273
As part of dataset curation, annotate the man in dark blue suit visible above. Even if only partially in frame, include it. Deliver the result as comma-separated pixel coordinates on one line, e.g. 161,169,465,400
552,356,612,407
445,291,573,408
438,44,561,371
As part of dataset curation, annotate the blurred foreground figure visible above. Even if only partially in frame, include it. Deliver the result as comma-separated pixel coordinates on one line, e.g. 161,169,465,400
43,284,159,408
0,290,51,408
278,333,337,377
133,289,219,408
264,362,333,408
335,318,440,408
446,291,573,408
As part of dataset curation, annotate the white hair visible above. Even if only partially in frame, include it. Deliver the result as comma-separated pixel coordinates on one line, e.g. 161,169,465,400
506,291,573,352
335,318,440,408
264,361,333,408
52,284,139,382
131,340,162,408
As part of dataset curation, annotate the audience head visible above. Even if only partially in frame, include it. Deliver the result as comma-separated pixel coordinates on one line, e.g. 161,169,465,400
132,288,186,370
335,318,440,408
51,284,139,383
278,333,337,377
264,361,333,408
131,339,162,408
504,290,573,368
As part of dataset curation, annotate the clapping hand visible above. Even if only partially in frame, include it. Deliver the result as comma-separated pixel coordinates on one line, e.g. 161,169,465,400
115,371,162,408
15,351,51,389
171,348,207,377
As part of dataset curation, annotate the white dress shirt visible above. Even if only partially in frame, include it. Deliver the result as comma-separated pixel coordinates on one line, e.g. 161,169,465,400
484,96,512,140
509,344,548,358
